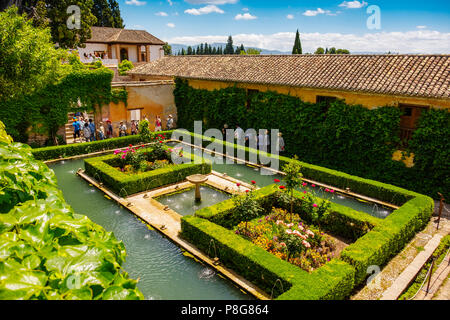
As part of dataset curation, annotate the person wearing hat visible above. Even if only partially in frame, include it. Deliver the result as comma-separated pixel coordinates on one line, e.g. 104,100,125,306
166,114,174,130
119,121,127,137
98,122,106,140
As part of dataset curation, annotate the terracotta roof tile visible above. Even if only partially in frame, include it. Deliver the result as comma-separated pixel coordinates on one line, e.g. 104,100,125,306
86,27,165,45
129,55,450,99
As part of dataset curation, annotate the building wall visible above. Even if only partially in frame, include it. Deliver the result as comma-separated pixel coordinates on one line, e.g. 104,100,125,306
97,82,176,136
185,79,450,110
78,43,109,58
150,45,164,61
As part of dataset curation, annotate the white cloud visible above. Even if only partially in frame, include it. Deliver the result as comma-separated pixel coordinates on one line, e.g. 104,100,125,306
185,5,224,15
156,12,168,16
338,1,368,9
167,0,173,5
235,13,257,20
242,8,249,12
168,30,450,54
416,25,427,29
303,8,335,16
184,0,238,4
286,14,294,20
125,0,146,6
167,23,176,28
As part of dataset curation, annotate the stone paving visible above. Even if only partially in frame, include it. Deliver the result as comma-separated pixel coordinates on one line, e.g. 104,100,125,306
352,201,450,300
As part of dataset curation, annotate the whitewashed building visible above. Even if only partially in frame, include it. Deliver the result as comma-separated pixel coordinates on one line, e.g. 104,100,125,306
78,27,166,66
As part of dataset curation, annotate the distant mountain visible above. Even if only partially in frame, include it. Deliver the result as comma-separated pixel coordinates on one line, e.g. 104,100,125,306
170,43,290,55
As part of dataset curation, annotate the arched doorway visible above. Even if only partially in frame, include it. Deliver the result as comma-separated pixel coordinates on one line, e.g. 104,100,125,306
120,48,128,62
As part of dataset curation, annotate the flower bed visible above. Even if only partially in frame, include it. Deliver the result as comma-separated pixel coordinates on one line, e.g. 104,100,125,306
235,208,340,272
84,142,211,196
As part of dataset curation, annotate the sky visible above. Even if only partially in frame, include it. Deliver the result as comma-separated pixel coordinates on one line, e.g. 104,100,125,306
118,0,450,53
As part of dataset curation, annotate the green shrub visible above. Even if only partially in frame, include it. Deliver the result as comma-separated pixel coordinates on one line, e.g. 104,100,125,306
84,147,211,195
118,59,134,76
31,131,173,161
181,215,355,300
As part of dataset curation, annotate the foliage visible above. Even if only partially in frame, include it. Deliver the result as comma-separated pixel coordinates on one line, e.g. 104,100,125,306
92,0,124,28
0,6,66,101
292,29,302,54
173,80,448,199
181,215,355,300
163,42,172,56
118,59,134,76
234,209,334,271
31,131,173,161
84,147,211,195
231,191,263,230
279,161,303,216
138,119,151,141
0,127,143,300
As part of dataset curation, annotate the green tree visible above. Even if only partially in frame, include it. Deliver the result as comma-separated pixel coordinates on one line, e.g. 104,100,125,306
336,49,350,54
314,47,325,54
282,161,303,217
92,0,124,28
224,35,234,54
0,6,66,101
15,0,98,48
163,42,172,55
329,47,337,54
292,29,302,54
118,59,133,75
244,48,261,55
187,46,193,55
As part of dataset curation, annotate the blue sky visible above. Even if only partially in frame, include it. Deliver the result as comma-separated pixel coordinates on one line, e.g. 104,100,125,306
119,0,450,53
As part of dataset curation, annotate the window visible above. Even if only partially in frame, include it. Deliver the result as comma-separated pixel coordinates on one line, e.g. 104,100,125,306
399,104,429,146
130,109,141,122
316,95,337,106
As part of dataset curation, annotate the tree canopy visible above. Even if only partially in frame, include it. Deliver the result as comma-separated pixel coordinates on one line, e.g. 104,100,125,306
292,29,302,54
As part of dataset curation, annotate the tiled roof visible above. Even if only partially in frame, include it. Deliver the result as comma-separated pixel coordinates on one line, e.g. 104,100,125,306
129,55,450,99
87,27,165,45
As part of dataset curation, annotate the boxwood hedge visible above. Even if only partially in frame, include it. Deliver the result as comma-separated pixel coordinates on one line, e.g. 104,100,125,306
84,147,211,195
178,132,434,297
31,131,173,161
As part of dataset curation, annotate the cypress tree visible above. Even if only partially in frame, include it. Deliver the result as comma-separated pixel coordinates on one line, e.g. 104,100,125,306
187,46,193,55
224,36,234,54
292,29,302,54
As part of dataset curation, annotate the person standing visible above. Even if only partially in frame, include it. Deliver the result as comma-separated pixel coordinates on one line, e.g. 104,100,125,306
276,132,285,155
72,118,81,143
106,120,113,138
166,115,174,130
155,116,162,131
83,122,91,142
88,119,96,141
131,120,137,135
98,122,106,140
119,121,127,137
221,124,228,141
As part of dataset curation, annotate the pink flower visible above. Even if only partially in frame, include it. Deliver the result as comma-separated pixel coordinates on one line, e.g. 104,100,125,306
276,220,284,225
313,204,318,208
329,189,335,193
311,184,316,187
325,188,329,192
302,182,307,187
114,150,120,155
286,223,294,228
306,230,315,237
285,229,293,234
280,242,286,247
303,190,307,194
121,155,126,159
298,225,304,231
302,240,311,248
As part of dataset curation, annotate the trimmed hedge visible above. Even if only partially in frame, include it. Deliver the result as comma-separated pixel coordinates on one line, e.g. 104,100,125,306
195,185,379,241
31,131,173,161
84,147,211,195
181,215,355,300
178,131,416,206
178,132,434,295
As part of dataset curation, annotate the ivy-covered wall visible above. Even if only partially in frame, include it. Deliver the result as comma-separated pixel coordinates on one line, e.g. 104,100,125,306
0,67,126,144
173,78,449,199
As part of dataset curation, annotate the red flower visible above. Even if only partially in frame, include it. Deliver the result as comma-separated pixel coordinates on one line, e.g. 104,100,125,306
245,190,250,193
274,179,280,183
279,185,286,190
236,183,241,187
251,180,256,184
129,144,132,147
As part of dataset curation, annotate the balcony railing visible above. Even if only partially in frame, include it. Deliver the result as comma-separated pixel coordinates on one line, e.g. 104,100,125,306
399,127,414,146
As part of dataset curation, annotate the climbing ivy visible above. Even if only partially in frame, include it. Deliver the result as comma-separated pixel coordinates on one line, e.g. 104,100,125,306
0,67,127,144
173,78,449,199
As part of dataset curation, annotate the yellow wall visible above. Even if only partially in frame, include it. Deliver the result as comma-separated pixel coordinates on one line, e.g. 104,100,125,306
186,79,450,110
98,82,176,136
